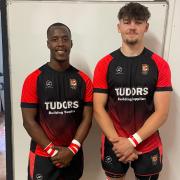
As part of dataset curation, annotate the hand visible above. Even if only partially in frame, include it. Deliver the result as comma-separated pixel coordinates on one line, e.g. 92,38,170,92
110,137,135,161
51,146,74,168
119,150,142,163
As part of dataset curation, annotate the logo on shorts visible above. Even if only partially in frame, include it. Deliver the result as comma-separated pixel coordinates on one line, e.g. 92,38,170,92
116,66,124,75
36,173,43,180
45,80,53,88
151,154,158,165
142,64,149,75
70,79,77,89
105,156,112,164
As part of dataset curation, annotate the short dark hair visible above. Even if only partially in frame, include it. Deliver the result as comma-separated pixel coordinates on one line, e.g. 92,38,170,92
118,2,151,21
47,22,71,38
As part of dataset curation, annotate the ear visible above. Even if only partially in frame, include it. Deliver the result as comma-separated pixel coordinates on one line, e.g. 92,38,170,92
145,23,149,32
71,40,73,48
117,23,121,33
47,40,50,49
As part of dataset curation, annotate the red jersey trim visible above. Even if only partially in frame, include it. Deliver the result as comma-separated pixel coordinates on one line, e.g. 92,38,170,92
93,88,108,94
21,69,41,104
35,144,49,157
84,102,93,106
151,53,172,90
93,54,113,90
29,151,35,179
78,71,93,103
21,102,38,108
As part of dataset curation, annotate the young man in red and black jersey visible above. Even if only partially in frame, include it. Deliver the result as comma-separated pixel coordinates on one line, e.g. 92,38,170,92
93,2,172,180
21,23,93,180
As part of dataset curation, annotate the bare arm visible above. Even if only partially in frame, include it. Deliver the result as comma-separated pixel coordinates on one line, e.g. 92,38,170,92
137,91,172,140
111,91,172,162
51,105,93,166
21,108,50,149
93,93,119,140
93,92,138,162
74,105,93,143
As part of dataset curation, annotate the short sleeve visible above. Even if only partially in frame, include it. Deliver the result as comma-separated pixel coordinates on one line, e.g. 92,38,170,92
21,69,41,108
93,54,112,93
152,53,173,91
78,71,93,106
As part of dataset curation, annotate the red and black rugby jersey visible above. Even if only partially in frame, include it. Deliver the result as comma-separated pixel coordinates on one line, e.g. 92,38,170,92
93,48,172,153
21,64,92,156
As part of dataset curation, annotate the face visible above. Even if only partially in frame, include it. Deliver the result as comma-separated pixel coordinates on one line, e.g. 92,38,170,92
117,18,149,45
47,26,72,63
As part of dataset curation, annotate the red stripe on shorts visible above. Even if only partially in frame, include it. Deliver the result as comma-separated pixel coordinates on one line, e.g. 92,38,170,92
101,135,105,160
29,151,35,179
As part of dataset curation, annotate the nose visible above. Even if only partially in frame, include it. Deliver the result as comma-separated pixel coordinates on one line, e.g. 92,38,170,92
57,38,64,46
129,21,136,29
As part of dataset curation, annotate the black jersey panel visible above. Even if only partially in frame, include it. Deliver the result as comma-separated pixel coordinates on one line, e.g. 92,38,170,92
38,64,84,102
35,64,90,146
21,63,92,151
105,48,158,134
94,48,172,152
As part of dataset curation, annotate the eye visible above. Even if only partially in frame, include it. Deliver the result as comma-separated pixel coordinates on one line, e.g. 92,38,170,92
135,20,144,25
62,37,69,42
123,20,130,24
51,38,58,42
123,19,131,24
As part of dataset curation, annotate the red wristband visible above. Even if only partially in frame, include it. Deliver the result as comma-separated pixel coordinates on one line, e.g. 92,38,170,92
128,133,142,147
44,142,58,157
130,135,139,146
68,139,81,155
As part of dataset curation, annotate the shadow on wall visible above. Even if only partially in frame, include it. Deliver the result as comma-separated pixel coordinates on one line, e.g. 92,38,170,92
145,32,161,54
71,57,104,179
71,55,93,79
82,120,104,180
159,91,178,180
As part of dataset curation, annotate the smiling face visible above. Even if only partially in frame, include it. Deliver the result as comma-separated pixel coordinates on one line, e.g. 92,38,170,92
117,18,149,46
47,25,72,63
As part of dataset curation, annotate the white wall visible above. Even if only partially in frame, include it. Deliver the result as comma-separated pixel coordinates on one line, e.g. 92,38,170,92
160,0,180,179
7,0,180,180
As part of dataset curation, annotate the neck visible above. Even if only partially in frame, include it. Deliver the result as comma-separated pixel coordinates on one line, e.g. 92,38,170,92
48,59,70,72
121,43,145,57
